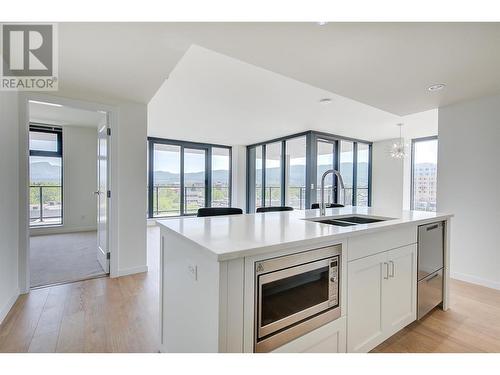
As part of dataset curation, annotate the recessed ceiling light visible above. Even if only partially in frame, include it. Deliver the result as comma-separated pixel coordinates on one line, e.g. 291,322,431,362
319,98,332,104
317,22,328,26
29,100,63,107
427,83,446,92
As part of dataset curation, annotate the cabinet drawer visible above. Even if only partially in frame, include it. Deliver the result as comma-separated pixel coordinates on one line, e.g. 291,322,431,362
347,225,417,262
272,316,346,353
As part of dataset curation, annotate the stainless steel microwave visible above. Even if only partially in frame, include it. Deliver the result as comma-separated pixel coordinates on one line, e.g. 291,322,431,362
254,245,341,352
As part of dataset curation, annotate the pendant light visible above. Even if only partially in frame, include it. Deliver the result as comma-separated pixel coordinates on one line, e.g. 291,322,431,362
390,123,407,159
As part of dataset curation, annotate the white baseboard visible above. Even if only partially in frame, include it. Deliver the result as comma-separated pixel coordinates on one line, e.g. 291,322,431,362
0,289,20,325
30,225,98,236
116,265,148,277
451,271,500,291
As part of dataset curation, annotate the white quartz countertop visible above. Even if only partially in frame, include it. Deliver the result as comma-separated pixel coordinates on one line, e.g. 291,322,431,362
157,207,453,261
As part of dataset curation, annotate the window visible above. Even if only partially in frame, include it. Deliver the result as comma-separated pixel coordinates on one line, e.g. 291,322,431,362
183,148,207,215
29,126,63,227
356,143,370,207
152,144,181,217
411,137,438,212
148,138,232,217
265,142,282,207
285,136,306,209
254,146,263,210
246,131,372,212
211,147,231,208
339,141,354,206
316,140,335,204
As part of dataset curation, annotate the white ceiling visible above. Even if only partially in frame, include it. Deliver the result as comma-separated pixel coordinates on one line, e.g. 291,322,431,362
58,22,500,115
29,101,106,127
148,45,405,144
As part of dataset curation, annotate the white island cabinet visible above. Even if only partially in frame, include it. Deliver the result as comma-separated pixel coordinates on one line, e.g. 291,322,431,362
157,207,452,353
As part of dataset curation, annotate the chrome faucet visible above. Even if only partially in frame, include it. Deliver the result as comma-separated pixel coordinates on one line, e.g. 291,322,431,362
320,169,346,216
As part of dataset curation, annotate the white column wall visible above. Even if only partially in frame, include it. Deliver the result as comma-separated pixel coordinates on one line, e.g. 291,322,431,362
0,92,20,324
437,94,500,290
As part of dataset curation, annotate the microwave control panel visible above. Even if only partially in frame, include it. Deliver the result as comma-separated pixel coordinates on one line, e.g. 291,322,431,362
329,256,339,307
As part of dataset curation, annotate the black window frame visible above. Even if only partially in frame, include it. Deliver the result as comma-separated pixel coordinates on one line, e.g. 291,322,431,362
29,123,64,227
246,130,373,212
147,137,233,218
410,135,438,211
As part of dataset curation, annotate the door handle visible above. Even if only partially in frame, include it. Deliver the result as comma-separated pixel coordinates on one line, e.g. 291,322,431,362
93,191,100,195
389,260,395,278
383,262,389,279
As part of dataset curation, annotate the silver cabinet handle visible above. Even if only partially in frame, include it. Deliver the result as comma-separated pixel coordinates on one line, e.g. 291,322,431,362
389,260,395,278
383,262,389,279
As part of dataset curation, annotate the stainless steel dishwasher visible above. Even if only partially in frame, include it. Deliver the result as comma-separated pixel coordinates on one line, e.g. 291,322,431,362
417,221,444,319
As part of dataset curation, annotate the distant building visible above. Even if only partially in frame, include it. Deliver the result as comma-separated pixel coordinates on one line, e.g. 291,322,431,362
414,163,437,211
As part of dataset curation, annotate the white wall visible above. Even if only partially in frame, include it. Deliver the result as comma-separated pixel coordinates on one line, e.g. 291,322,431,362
371,139,404,212
371,109,438,213
0,92,20,324
31,125,98,235
114,101,148,276
438,94,500,290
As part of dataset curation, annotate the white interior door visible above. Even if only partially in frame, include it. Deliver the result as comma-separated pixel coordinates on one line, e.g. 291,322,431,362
97,121,109,273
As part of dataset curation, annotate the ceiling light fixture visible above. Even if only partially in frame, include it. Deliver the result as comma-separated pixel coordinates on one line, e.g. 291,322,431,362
317,22,328,26
427,83,446,92
29,100,63,107
319,98,332,104
390,123,407,159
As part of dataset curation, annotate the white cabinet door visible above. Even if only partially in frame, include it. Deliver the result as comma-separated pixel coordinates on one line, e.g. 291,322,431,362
347,251,387,352
383,244,417,336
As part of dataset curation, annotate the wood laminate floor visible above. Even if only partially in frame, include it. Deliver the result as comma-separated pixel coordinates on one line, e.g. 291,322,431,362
1,226,499,352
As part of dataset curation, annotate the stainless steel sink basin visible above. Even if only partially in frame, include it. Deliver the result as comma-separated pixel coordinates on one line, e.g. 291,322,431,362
314,219,357,227
332,216,386,224
304,215,394,227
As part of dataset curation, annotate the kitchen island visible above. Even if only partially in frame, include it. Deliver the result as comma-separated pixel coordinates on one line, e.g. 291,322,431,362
157,206,452,353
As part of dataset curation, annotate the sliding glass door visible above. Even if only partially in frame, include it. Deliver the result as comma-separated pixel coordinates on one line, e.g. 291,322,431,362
149,138,231,217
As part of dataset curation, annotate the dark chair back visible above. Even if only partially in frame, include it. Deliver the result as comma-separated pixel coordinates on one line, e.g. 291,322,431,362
256,206,294,213
311,203,344,209
197,207,243,217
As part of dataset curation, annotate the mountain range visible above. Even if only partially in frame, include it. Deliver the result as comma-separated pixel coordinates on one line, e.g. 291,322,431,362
30,160,381,187
30,162,62,183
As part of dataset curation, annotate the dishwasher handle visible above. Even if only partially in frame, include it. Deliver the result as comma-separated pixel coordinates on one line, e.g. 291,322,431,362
425,223,441,231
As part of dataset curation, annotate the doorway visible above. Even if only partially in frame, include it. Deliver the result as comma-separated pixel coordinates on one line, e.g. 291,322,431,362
27,99,111,287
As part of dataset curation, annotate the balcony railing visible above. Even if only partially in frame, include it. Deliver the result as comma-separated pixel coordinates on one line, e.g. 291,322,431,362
151,185,230,217
30,185,62,226
256,186,367,209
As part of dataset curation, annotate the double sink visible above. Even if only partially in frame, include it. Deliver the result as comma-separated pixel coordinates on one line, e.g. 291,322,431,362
304,215,394,227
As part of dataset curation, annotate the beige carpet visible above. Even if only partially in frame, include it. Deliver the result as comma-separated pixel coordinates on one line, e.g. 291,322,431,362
30,231,107,288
